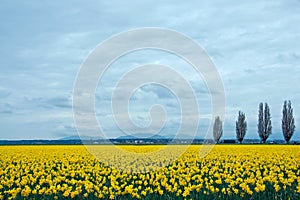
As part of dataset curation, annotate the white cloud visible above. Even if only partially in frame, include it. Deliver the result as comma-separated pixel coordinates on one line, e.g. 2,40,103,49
0,0,299,139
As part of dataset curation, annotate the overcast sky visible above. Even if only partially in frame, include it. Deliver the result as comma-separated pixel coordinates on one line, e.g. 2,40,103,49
0,0,300,140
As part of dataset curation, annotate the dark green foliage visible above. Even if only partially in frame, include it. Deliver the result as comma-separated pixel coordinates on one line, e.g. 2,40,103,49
282,100,295,143
258,103,272,143
236,111,247,143
213,116,223,143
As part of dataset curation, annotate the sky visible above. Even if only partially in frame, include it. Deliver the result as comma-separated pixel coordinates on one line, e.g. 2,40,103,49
0,0,300,140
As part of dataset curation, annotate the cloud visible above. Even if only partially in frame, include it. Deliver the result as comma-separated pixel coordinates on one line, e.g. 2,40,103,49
24,95,72,109
0,87,11,98
0,102,13,116
0,0,300,139
139,84,174,99
46,97,72,109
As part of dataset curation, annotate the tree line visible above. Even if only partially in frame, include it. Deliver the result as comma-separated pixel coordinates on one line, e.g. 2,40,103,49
213,100,296,144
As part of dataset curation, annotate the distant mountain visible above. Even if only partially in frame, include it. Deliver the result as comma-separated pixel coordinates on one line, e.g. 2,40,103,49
149,134,167,140
115,133,202,140
59,135,103,140
115,135,138,140
59,135,81,140
164,134,202,139
116,134,167,140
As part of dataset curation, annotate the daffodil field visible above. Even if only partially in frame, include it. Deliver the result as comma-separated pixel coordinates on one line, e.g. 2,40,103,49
0,145,299,199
